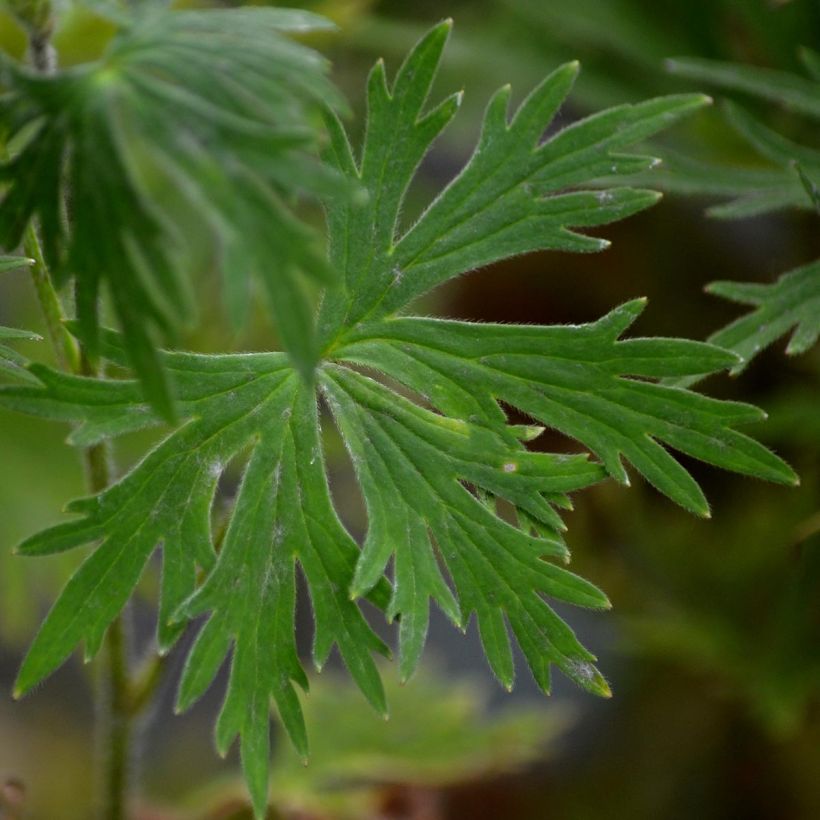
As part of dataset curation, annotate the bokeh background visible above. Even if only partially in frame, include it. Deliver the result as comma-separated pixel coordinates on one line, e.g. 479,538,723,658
1,1,819,818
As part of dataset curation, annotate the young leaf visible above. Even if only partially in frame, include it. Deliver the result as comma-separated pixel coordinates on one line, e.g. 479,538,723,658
0,6,344,417
0,22,798,818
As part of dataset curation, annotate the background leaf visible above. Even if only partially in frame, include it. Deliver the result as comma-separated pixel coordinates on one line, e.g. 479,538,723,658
0,6,345,416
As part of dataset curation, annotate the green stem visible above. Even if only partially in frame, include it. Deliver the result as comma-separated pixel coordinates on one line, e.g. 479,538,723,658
22,223,79,372
100,613,131,820
77,310,134,820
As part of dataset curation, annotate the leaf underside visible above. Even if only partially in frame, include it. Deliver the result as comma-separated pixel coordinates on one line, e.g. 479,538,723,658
0,21,797,819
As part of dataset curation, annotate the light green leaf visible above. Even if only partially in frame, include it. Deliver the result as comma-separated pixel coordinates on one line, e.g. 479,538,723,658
0,255,34,273
0,6,344,418
0,324,41,384
266,664,570,812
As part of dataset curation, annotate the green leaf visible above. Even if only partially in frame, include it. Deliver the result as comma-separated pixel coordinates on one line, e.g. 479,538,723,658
0,323,41,384
0,6,344,418
317,20,709,340
706,259,820,369
1,22,798,819
335,300,796,519
647,58,820,218
796,163,820,213
0,255,34,273
322,365,607,688
0,259,39,381
666,56,820,120
3,347,392,818
610,148,809,218
721,101,820,173
266,664,570,813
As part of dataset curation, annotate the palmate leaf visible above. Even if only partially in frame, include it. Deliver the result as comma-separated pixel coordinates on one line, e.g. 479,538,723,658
0,21,798,818
0,6,344,418
0,333,604,815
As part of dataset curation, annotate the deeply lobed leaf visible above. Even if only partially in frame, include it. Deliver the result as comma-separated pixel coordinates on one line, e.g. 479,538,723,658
317,21,709,342
337,300,796,517
657,56,820,375
0,21,800,819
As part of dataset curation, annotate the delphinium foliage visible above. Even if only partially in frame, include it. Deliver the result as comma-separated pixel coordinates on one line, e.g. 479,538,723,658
0,4,800,818
662,54,820,368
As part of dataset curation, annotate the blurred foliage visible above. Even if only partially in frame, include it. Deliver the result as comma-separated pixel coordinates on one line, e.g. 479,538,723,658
180,664,568,820
0,3,345,416
0,662,565,819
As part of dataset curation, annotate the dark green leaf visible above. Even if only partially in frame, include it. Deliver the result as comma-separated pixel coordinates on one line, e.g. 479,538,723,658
1,22,797,819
